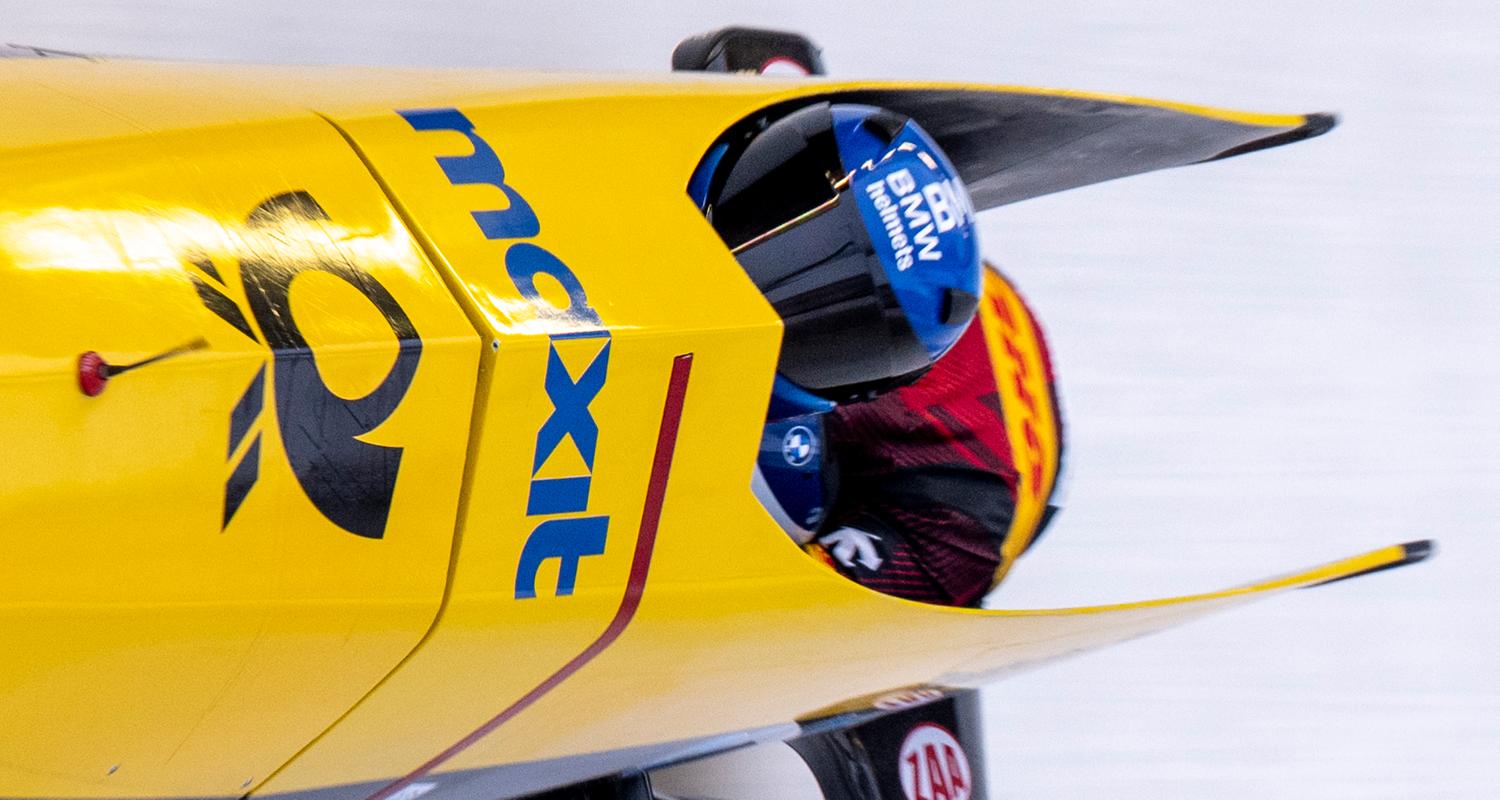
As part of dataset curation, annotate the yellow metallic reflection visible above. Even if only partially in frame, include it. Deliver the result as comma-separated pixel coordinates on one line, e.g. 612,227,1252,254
0,206,416,275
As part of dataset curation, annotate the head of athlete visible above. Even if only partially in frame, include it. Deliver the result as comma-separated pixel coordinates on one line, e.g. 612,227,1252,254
694,102,1066,609
694,101,982,419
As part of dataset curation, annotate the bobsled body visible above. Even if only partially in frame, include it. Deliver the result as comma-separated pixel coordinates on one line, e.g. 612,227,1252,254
0,57,1412,800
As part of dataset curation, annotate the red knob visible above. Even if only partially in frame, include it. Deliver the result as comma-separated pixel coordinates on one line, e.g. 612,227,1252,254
78,351,109,397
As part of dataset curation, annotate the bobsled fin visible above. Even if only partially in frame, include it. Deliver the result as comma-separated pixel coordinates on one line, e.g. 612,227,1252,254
832,87,1337,210
1001,538,1433,617
933,540,1432,686
1306,539,1434,588
1205,111,1338,162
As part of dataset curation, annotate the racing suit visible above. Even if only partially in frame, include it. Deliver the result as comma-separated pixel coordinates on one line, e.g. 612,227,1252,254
806,265,1065,607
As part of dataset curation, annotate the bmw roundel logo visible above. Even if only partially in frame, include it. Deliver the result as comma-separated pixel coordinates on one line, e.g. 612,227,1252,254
781,425,816,467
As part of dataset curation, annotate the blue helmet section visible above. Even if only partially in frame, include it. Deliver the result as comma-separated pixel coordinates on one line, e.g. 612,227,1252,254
688,142,729,209
754,414,829,540
693,102,983,541
691,101,982,427
766,374,836,420
833,105,981,363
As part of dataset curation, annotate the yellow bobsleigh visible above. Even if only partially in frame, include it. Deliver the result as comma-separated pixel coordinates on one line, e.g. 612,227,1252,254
0,39,1426,800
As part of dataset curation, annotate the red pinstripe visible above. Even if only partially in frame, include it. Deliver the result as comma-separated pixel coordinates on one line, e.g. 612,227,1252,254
364,354,693,800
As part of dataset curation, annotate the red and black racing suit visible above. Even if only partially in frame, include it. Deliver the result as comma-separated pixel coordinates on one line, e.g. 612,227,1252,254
809,266,1065,607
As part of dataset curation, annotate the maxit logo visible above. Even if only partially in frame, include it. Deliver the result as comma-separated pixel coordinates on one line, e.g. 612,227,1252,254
400,108,613,601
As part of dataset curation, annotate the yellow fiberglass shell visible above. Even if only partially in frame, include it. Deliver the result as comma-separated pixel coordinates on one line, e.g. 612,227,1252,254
0,59,1399,800
0,62,484,799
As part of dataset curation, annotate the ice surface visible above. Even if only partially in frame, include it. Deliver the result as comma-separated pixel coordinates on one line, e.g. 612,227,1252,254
3,1,1495,796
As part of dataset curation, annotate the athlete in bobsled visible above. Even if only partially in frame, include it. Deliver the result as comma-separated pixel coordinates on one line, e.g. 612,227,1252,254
692,99,1065,607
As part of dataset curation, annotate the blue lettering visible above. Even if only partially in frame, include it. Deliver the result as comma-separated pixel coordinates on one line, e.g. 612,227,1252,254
402,106,616,601
533,337,610,473
506,242,603,326
399,108,541,240
514,516,609,598
526,476,592,516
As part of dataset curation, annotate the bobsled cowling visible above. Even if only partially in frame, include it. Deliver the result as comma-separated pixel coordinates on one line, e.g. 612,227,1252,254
0,58,1357,800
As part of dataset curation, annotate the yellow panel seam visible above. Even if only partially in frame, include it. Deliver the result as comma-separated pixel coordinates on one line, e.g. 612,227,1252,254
245,111,496,797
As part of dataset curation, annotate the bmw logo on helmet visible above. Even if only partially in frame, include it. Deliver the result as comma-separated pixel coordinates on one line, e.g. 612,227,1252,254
752,415,832,543
781,424,816,466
